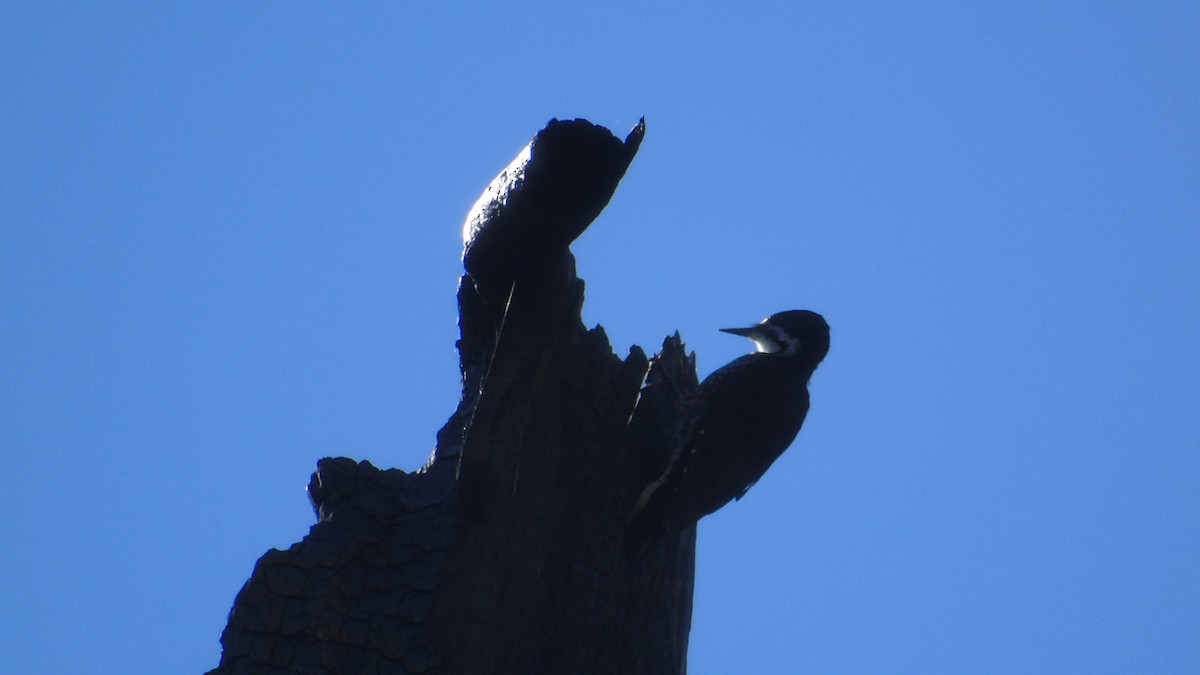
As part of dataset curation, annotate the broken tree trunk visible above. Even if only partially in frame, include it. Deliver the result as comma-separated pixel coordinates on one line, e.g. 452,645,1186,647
210,118,698,675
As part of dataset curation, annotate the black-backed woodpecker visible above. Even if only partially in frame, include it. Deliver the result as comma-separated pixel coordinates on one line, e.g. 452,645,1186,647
626,309,830,557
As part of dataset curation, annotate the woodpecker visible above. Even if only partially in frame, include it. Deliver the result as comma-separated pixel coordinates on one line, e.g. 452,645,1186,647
626,309,830,557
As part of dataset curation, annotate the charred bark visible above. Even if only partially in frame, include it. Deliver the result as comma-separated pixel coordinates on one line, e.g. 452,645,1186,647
210,118,697,675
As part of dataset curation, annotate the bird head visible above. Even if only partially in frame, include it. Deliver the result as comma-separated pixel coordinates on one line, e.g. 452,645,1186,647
720,310,830,365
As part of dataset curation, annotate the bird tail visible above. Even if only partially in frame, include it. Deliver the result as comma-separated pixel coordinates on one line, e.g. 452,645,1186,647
624,478,670,560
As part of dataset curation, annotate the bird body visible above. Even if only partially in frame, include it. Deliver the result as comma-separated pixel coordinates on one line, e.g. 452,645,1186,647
626,310,829,556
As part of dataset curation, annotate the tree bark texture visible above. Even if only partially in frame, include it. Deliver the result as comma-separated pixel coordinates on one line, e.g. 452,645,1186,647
210,118,698,674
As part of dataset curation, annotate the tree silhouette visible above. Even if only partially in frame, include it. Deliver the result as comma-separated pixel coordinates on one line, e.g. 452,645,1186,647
210,118,700,674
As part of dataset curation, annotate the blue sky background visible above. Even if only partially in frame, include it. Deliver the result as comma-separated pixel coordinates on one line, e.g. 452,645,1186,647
3,3,1198,673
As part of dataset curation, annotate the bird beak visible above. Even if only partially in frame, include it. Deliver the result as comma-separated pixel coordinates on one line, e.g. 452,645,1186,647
719,326,757,338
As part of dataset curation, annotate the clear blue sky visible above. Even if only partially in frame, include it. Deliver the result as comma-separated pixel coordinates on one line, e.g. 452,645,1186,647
3,3,1197,673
